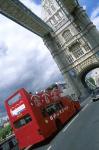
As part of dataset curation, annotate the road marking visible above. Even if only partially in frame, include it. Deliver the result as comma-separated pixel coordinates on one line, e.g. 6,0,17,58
63,114,79,132
47,145,52,150
81,103,89,112
62,102,91,133
80,96,91,106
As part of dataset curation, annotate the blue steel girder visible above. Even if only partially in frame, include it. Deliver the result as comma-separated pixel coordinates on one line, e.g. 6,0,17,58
0,0,53,37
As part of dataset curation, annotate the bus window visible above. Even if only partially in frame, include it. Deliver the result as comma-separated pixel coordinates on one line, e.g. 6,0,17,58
14,114,32,129
42,109,47,117
55,103,63,111
60,83,66,90
59,102,64,108
47,106,55,115
8,93,21,105
9,140,14,149
0,147,3,150
44,102,64,116
12,137,17,146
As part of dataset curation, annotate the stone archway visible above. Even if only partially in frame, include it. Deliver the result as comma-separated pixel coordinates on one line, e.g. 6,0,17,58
79,63,99,89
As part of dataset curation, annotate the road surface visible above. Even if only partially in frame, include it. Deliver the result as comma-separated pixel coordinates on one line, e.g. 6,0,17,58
33,98,99,150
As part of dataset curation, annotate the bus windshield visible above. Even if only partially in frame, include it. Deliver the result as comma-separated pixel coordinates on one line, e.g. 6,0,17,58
8,93,21,105
14,114,32,129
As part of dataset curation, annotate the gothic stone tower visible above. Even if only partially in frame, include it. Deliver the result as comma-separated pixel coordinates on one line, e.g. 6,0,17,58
42,0,99,99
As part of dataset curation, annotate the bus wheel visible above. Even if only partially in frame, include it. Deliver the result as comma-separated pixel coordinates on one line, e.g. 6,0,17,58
55,119,62,131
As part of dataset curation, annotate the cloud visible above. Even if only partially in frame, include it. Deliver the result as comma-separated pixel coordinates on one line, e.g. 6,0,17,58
91,6,99,29
19,0,42,17
83,5,87,10
0,13,61,91
0,1,62,116
0,41,8,56
1,0,99,117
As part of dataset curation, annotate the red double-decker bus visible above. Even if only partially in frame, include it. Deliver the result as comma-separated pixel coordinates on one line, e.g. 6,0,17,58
5,87,80,149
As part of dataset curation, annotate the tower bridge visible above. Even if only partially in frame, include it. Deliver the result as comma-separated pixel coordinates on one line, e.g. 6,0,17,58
0,0,52,37
0,0,99,99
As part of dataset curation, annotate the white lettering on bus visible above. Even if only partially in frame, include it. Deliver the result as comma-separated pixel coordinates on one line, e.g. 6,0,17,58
59,110,62,114
49,106,69,121
11,104,25,116
53,113,56,119
50,116,53,120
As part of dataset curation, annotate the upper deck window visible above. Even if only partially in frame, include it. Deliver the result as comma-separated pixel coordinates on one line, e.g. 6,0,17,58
8,93,21,106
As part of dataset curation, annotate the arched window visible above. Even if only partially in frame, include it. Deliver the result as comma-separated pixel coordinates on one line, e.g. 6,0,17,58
50,16,58,25
66,55,74,64
55,12,62,20
59,11,63,17
70,43,84,59
50,19,54,25
62,30,73,42
47,9,52,15
51,5,56,11
84,44,90,52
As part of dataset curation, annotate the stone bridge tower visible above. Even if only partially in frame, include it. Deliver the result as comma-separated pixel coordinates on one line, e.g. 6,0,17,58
1,0,99,99
42,0,99,99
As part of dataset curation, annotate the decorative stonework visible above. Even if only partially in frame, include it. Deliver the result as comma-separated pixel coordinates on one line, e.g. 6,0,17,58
42,0,99,98
1,0,99,99
42,0,59,21
75,55,98,74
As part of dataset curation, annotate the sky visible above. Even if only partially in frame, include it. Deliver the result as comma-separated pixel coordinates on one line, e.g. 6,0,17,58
0,0,99,117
